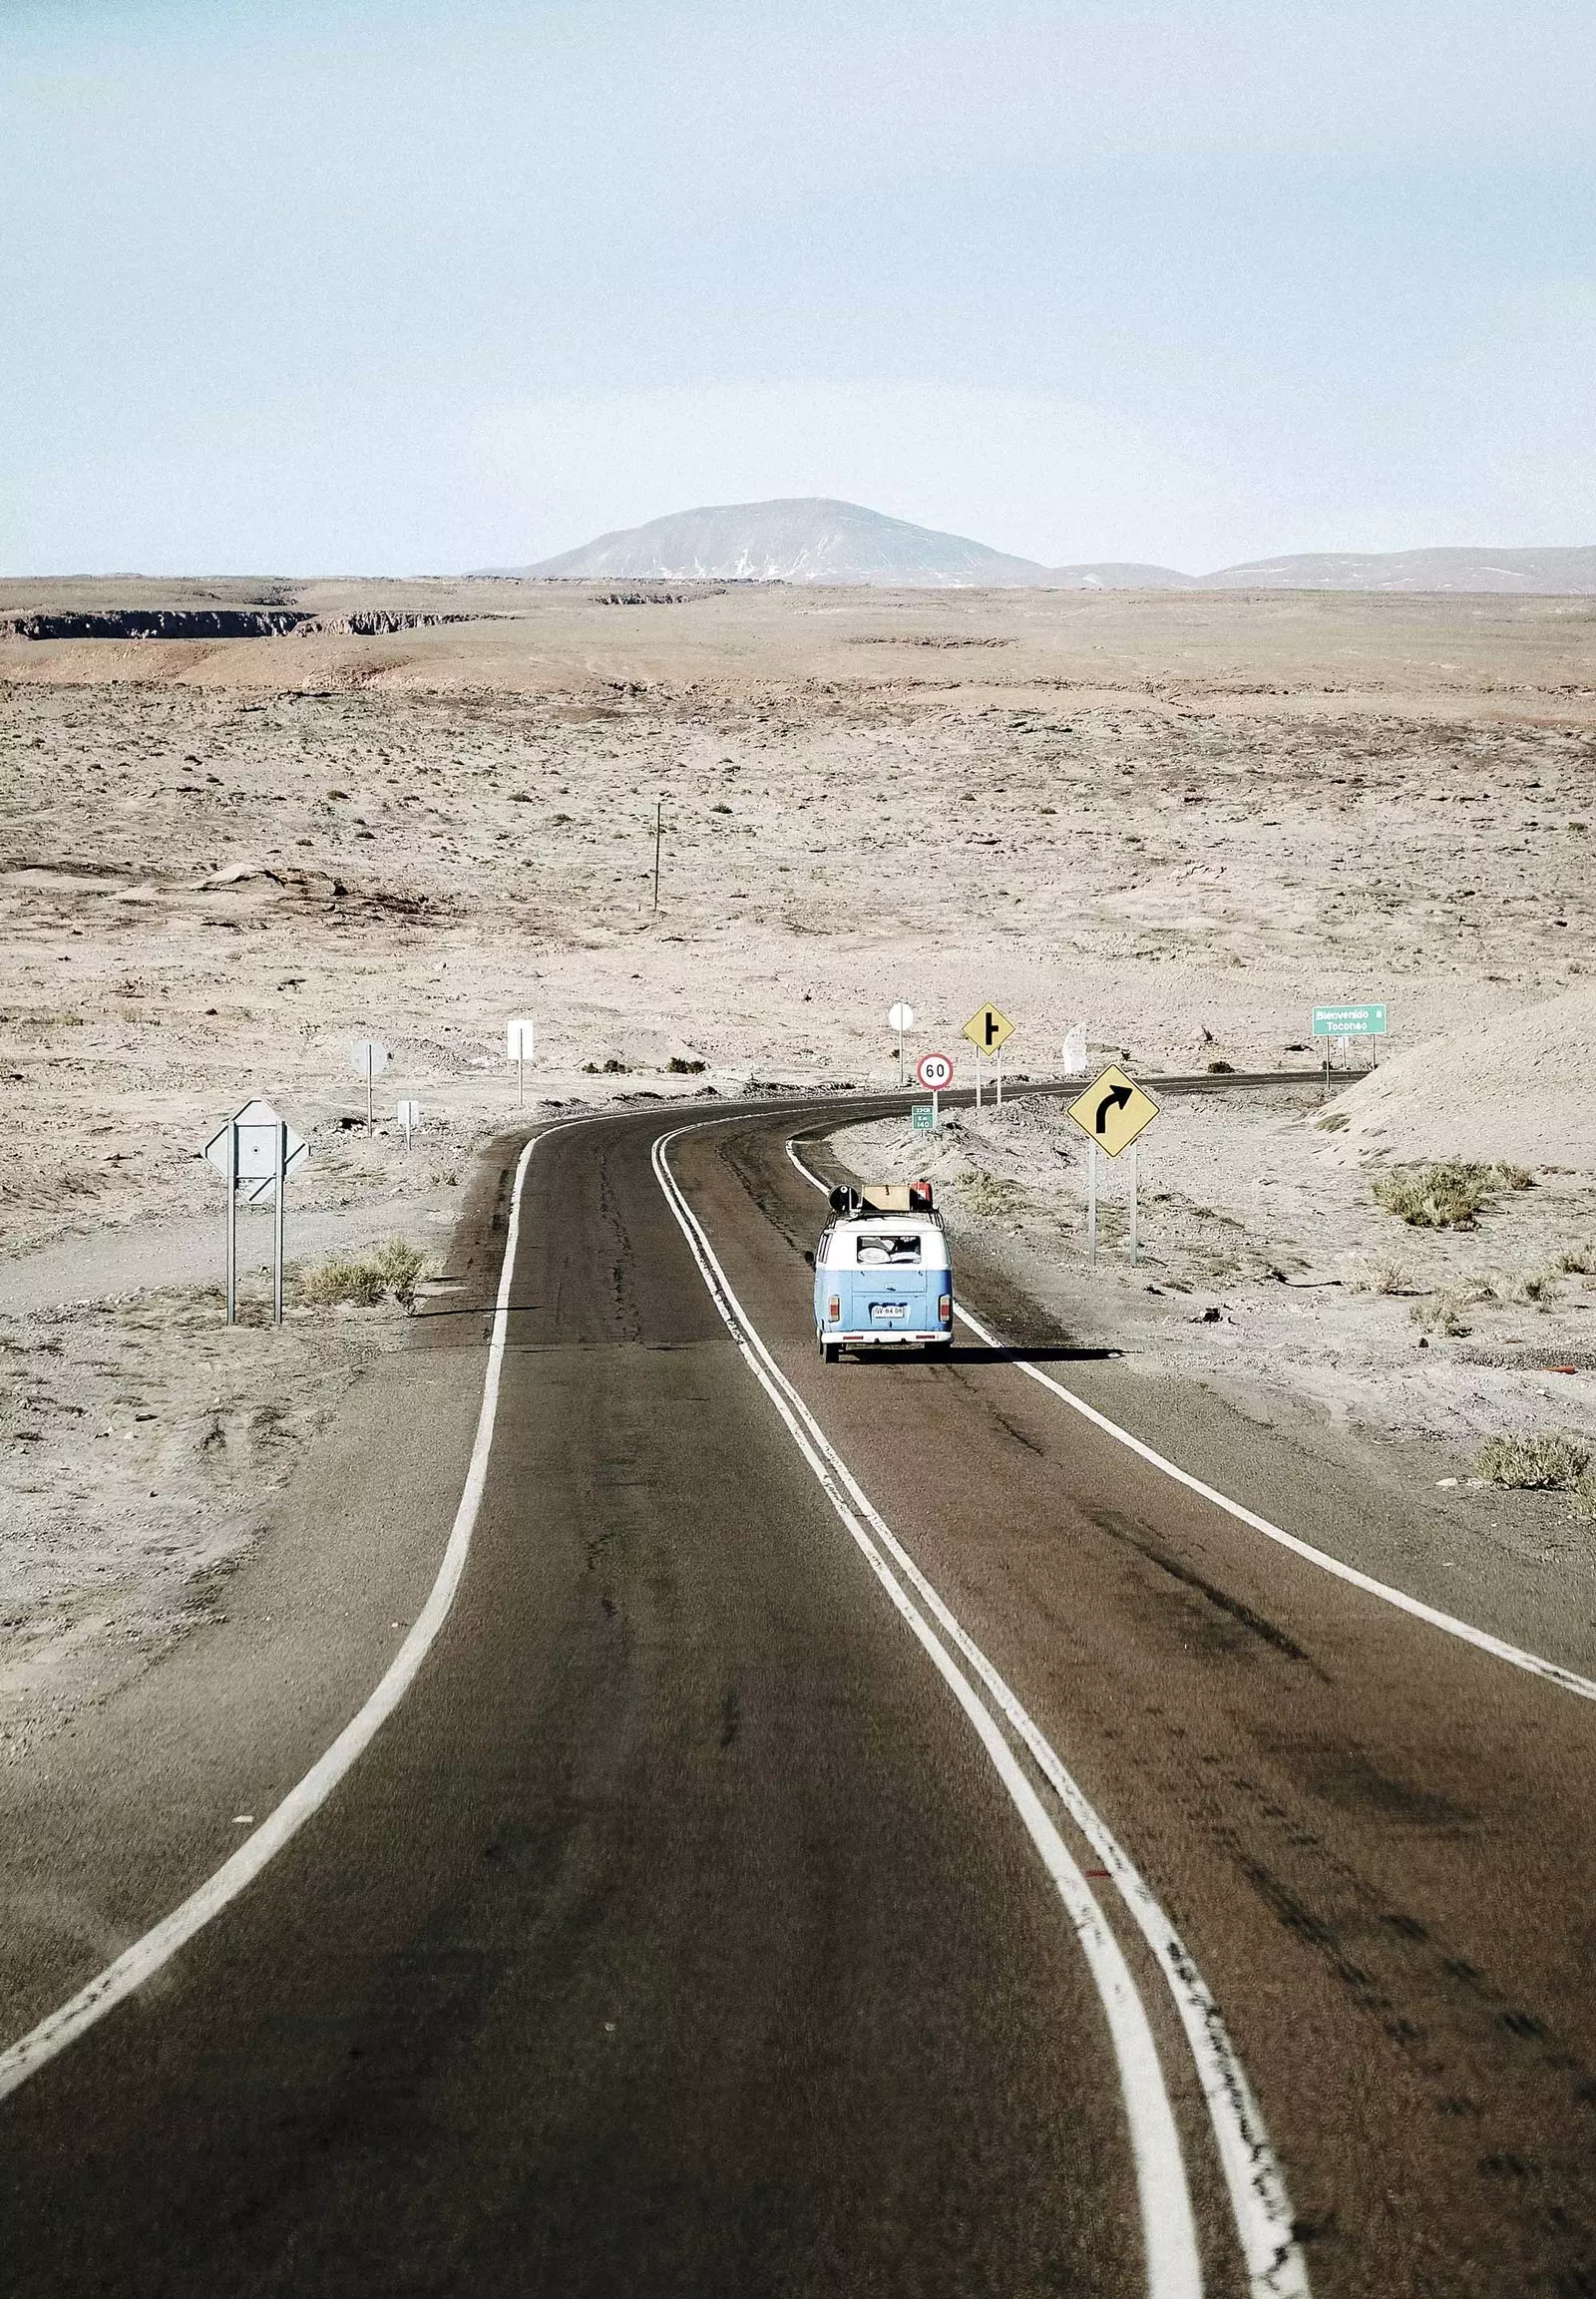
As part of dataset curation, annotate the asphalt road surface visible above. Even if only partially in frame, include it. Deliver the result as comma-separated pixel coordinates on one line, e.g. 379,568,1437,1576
4,1094,1596,2297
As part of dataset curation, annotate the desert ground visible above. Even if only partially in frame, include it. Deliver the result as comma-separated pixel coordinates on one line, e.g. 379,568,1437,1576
2,576,1594,1752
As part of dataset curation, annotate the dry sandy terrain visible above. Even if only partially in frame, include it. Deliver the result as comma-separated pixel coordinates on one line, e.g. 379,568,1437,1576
2,577,1594,1751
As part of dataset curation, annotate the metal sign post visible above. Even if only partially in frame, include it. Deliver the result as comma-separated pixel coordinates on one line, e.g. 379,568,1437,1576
508,1018,535,1106
1065,1066,1159,1272
653,797,663,911
916,1049,954,1127
273,1120,287,1325
961,1003,1014,1118
888,1002,915,1087
225,1118,238,1326
203,1099,309,1330
397,1098,421,1148
349,1039,390,1137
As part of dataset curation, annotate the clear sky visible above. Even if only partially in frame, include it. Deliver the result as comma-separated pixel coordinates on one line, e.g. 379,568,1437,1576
3,0,1593,575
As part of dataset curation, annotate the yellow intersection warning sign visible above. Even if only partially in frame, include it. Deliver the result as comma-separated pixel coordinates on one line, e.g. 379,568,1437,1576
962,1001,1015,1055
1066,1065,1159,1158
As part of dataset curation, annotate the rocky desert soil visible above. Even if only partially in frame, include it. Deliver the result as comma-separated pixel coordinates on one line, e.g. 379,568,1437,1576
2,575,1593,1750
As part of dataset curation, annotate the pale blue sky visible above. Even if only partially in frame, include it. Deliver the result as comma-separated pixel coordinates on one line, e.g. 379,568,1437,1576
3,0,1594,574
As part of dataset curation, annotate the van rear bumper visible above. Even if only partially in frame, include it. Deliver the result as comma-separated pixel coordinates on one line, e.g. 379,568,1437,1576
826,1330,946,1346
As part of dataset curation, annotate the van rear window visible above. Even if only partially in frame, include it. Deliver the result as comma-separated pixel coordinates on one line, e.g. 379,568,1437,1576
854,1232,921,1266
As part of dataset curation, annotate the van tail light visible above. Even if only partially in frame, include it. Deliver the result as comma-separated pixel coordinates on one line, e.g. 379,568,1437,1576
939,1293,952,1325
828,1295,841,1324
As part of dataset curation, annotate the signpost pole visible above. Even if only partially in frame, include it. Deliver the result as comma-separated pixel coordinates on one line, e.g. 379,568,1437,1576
933,1087,940,1127
365,1044,374,1138
974,1054,983,1112
1086,1142,1098,1270
653,797,663,912
273,1120,287,1326
1128,1143,1139,1266
519,1044,525,1108
898,1019,905,1087
225,1120,238,1326
996,1048,1003,1112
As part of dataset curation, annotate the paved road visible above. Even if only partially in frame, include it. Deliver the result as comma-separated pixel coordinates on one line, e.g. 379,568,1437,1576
4,1096,1596,2296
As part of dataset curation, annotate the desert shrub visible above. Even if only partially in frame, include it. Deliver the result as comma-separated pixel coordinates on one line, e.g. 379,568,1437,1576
300,1239,426,1310
956,1171,1026,1217
1473,1430,1592,1490
1373,1161,1532,1230
1351,1257,1419,1296
667,1056,707,1074
1557,1244,1596,1276
1509,1265,1561,1306
1409,1294,1472,1337
1206,1058,1235,1074
1572,1472,1596,1524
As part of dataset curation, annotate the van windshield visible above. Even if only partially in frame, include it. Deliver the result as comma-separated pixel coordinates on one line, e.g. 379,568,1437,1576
854,1232,922,1267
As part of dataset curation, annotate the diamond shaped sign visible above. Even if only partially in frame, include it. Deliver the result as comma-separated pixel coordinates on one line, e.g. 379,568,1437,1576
203,1098,309,1205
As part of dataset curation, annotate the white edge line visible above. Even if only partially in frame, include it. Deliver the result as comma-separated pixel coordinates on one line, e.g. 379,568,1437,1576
654,1124,1204,2299
0,1129,548,2107
783,1128,1307,2297
787,1132,1596,1705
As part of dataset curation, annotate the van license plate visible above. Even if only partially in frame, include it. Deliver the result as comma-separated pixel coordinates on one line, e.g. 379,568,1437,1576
872,1303,907,1321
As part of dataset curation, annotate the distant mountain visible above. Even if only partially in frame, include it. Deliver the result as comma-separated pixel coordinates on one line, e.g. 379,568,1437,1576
1195,547,1596,594
480,499,1053,586
1049,562,1195,588
473,500,1596,594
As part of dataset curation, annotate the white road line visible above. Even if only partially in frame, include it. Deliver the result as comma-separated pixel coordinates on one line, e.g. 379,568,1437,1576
0,1130,548,2107
787,1133,1596,1705
654,1125,1208,2299
781,1128,1307,2299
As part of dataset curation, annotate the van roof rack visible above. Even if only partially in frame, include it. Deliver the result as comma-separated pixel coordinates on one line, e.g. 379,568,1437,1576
827,1181,936,1217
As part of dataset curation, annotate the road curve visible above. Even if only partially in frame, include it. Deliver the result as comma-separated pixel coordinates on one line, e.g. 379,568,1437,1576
3,1094,1596,2297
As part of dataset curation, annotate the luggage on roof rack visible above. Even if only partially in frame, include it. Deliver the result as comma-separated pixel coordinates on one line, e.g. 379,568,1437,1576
827,1180,934,1217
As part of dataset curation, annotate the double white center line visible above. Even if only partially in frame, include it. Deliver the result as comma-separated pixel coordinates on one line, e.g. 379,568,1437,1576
655,1120,1310,2299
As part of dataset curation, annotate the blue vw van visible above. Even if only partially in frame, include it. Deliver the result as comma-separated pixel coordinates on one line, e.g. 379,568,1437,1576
812,1182,954,1362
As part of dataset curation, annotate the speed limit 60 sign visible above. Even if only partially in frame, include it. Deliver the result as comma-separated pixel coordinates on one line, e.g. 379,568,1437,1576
916,1051,955,1091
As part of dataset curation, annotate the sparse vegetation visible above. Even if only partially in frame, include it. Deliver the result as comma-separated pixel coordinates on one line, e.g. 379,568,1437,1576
956,1170,1027,1218
1350,1256,1420,1296
1557,1244,1596,1276
667,1055,707,1073
299,1239,426,1310
1373,1160,1534,1229
1473,1430,1592,1490
1409,1293,1473,1338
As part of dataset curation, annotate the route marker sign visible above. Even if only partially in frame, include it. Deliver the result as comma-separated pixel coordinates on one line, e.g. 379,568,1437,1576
396,1098,421,1146
911,1102,936,1131
962,1001,1014,1054
202,1098,309,1326
1066,1065,1159,1158
1061,1027,1088,1077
